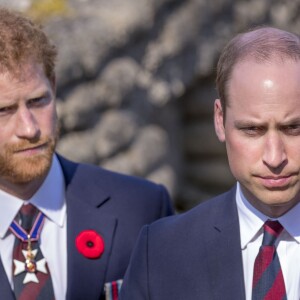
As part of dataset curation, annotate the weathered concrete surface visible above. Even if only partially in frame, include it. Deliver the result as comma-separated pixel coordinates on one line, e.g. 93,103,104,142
1,0,298,211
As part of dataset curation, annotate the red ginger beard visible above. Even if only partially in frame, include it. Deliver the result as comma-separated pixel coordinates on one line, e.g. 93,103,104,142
0,131,58,184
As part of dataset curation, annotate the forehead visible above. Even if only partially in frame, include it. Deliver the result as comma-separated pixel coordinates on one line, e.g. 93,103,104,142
226,58,300,119
229,58,300,98
0,62,47,83
0,63,52,100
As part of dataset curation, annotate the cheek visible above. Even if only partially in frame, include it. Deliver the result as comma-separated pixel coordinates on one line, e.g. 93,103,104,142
225,138,260,176
284,141,300,161
226,133,262,159
0,127,17,148
39,105,57,134
226,138,250,159
51,109,58,131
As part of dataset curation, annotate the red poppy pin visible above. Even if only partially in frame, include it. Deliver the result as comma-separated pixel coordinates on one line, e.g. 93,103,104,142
75,230,105,259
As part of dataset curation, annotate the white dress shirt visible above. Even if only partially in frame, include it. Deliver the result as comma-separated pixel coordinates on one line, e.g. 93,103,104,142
0,155,67,300
236,182,300,300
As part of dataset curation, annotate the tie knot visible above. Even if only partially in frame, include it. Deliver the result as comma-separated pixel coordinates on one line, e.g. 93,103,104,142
262,220,284,246
18,203,38,232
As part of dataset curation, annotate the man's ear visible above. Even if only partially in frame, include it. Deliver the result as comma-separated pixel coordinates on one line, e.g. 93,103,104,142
214,99,226,142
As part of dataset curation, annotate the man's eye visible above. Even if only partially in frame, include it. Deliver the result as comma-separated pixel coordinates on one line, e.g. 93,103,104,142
240,127,263,136
29,97,43,104
283,125,300,135
0,106,15,114
28,97,49,107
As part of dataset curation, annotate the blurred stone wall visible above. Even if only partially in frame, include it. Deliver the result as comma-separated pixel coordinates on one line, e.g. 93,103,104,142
1,0,300,211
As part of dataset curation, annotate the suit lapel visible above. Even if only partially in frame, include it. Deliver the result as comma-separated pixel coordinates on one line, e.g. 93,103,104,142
205,186,246,300
58,156,117,300
0,259,14,300
66,197,117,300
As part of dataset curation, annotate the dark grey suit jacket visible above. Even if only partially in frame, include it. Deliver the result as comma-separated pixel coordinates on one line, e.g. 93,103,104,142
0,155,173,299
121,186,246,300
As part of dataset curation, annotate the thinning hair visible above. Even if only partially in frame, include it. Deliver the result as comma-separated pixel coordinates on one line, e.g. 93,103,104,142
0,7,57,79
216,27,300,110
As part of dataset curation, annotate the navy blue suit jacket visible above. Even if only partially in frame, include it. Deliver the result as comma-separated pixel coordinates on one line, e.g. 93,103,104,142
120,186,246,300
0,155,173,300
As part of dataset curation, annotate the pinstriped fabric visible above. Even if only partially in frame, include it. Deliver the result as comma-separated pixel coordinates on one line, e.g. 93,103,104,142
252,220,287,300
12,204,55,300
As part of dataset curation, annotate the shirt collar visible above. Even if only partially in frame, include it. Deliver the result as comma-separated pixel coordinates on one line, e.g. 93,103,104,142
0,154,66,238
236,182,300,249
278,202,300,243
236,182,266,250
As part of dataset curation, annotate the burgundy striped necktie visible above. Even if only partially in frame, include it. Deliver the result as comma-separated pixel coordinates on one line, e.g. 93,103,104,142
10,204,55,300
252,220,287,300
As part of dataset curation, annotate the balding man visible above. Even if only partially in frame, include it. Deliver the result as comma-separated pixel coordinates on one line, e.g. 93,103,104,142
120,27,300,300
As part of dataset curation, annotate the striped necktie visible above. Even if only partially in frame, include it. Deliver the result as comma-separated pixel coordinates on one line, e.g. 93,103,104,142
252,220,287,300
10,204,55,300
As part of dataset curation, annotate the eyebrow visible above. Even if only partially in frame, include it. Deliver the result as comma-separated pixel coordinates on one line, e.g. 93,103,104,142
28,89,53,100
234,118,300,128
280,117,300,125
234,120,264,127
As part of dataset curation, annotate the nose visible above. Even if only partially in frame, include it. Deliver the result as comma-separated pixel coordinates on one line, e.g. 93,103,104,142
15,107,40,140
262,132,287,169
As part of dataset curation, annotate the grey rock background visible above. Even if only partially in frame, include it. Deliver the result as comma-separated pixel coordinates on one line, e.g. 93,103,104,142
1,0,299,211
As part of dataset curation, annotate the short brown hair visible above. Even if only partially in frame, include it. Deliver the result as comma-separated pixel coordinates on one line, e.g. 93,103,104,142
216,27,300,110
0,7,57,79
